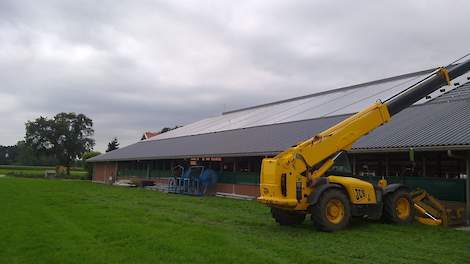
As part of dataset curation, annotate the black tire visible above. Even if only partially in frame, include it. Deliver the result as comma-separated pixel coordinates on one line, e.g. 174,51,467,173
383,188,415,224
271,208,306,226
311,189,351,232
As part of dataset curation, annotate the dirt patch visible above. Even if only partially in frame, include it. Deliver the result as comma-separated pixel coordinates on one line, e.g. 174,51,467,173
455,226,470,231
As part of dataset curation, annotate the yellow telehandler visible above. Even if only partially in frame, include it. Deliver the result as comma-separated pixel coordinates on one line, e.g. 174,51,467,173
258,57,470,231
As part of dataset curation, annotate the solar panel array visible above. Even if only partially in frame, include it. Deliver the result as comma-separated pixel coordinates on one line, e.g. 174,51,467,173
148,69,463,141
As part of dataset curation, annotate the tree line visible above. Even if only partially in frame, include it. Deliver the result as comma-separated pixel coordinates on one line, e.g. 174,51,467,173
1,112,179,176
2,113,102,175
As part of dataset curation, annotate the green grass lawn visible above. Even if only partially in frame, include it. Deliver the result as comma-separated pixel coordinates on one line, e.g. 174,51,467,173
0,177,469,264
0,165,87,179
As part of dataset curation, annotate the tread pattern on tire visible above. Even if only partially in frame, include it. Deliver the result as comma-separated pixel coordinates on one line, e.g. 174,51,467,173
311,189,351,232
383,188,415,224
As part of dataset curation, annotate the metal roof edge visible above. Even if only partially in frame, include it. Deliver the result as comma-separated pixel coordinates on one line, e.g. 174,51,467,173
86,144,470,162
86,143,140,163
222,68,435,115
350,144,470,153
86,151,281,162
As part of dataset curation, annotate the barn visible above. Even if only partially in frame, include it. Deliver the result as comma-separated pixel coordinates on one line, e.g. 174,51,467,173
88,68,470,206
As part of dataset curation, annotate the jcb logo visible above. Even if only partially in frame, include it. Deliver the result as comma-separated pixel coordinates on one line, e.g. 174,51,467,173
354,188,366,201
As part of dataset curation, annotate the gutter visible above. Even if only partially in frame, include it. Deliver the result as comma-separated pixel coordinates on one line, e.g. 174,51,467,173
87,144,470,162
350,144,470,154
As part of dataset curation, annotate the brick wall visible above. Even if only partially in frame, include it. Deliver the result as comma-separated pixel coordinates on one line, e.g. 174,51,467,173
214,183,260,197
115,174,259,197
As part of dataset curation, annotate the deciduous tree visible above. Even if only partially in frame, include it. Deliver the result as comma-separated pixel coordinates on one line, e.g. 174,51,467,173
25,113,95,174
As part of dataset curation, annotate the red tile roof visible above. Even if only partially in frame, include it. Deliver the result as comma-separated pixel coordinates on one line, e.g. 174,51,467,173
142,131,160,140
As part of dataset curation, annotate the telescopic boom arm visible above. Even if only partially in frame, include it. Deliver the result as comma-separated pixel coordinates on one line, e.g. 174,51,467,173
281,59,470,173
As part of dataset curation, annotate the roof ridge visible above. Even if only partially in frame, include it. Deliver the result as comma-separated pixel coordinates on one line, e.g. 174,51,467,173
222,68,435,115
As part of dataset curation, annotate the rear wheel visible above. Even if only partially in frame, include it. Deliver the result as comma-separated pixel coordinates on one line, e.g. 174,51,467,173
384,189,414,224
311,189,351,232
271,208,306,226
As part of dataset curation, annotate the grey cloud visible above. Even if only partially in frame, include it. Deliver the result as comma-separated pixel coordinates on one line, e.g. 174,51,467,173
1,0,469,151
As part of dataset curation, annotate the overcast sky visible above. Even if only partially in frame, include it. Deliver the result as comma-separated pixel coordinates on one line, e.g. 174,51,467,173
1,0,469,152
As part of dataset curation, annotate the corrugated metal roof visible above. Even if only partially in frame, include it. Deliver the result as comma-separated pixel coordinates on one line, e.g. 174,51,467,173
88,73,470,162
89,115,348,161
353,98,470,151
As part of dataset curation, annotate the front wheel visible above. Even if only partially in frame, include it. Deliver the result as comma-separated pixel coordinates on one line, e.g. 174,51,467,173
384,189,415,224
311,189,351,232
271,208,306,226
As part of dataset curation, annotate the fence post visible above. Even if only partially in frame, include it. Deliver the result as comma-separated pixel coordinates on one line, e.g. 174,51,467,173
146,163,150,179
466,151,470,225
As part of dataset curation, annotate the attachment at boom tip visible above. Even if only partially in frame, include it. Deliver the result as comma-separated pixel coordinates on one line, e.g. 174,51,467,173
438,67,451,86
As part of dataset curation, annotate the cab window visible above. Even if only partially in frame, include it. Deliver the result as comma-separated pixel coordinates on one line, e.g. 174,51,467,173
327,152,352,176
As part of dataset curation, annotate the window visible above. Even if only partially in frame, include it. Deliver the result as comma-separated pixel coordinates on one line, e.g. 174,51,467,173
327,152,353,176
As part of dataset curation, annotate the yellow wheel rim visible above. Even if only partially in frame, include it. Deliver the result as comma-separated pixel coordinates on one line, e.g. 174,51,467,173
325,199,345,224
396,197,410,220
